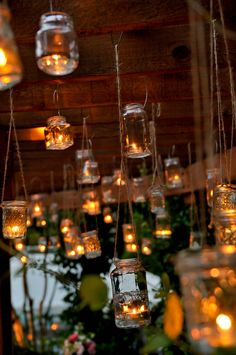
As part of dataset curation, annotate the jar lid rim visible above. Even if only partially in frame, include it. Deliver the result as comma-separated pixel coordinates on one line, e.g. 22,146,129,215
123,103,144,110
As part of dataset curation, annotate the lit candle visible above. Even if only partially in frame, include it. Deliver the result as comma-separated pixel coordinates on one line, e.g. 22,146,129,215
104,214,113,224
0,48,7,66
38,244,46,253
77,244,84,255
15,241,24,252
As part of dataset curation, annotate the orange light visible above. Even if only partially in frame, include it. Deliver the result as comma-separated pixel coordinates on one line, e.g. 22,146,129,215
0,48,7,66
50,323,59,331
216,314,232,331
20,255,28,264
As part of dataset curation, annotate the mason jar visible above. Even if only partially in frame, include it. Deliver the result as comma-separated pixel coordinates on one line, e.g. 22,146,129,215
101,176,117,204
0,4,23,90
122,103,151,158
77,160,100,185
2,201,27,239
122,224,135,243
132,177,146,203
110,258,151,328
35,11,79,75
164,157,183,189
206,168,221,208
148,185,166,216
44,115,73,150
154,212,172,239
81,230,101,259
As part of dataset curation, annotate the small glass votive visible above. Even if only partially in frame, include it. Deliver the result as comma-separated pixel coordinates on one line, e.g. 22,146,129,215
81,230,101,259
36,215,47,227
60,218,73,234
132,177,146,203
122,224,135,243
154,212,172,239
110,258,151,328
82,190,101,215
101,176,117,204
125,242,138,253
64,227,84,259
113,169,125,186
176,247,236,354
44,115,73,150
103,207,113,224
30,194,45,218
38,236,47,253
206,168,221,208
148,185,166,216
2,201,27,239
141,238,152,255
77,160,100,184
164,157,183,189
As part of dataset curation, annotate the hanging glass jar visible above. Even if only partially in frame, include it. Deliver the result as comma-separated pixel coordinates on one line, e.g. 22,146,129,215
206,168,220,208
0,4,23,90
2,201,27,239
26,212,32,227
125,242,138,253
77,160,100,185
164,157,183,189
122,224,135,243
148,185,166,216
122,103,151,158
154,212,172,239
60,218,73,234
103,207,113,224
81,230,101,259
132,177,146,203
35,11,79,76
101,176,117,204
113,169,125,186
141,238,152,255
82,190,101,215
38,236,47,253
189,230,203,250
110,258,151,328
14,239,25,252
176,246,236,354
64,227,84,259
44,115,73,150
30,194,45,218
36,215,47,227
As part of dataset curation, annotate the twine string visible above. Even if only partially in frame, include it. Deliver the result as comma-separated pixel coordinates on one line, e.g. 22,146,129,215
53,86,61,116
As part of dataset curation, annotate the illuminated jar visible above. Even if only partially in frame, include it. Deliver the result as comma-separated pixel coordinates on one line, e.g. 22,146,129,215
36,215,47,227
30,194,45,218
44,115,73,150
132,177,146,203
14,239,25,252
38,237,47,253
103,207,113,224
125,242,138,253
113,169,125,186
0,4,23,90
164,157,183,189
60,218,73,234
176,246,236,354
101,176,117,204
2,201,27,239
122,224,135,243
81,230,101,259
82,190,101,215
35,12,79,76
77,160,100,184
154,212,172,239
148,185,166,216
189,231,203,250
122,103,151,158
141,238,152,255
206,168,220,208
64,227,84,259
110,258,151,328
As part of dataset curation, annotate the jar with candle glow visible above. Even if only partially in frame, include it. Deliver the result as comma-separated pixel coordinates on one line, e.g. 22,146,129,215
14,239,25,252
81,230,101,259
36,215,47,227
125,242,138,253
44,115,73,150
122,224,135,243
122,103,151,158
141,238,152,255
82,190,101,215
132,177,146,203
2,201,27,239
113,169,125,186
0,4,23,90
77,160,100,185
36,12,79,76
101,176,117,204
103,207,113,224
30,194,45,218
206,168,220,208
38,237,47,253
148,185,166,216
60,218,73,234
154,211,172,239
64,227,84,259
164,157,183,189
110,258,151,328
176,246,236,354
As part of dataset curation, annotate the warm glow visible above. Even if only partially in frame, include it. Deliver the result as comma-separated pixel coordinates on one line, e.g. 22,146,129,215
39,244,46,253
61,226,70,234
123,305,129,313
77,245,84,255
68,250,76,257
156,229,172,236
139,305,145,312
210,189,214,198
210,268,220,278
131,243,138,251
174,174,181,181
20,255,28,264
123,304,146,314
216,314,232,331
50,323,59,331
15,242,24,252
40,219,47,226
142,246,152,255
221,245,236,254
57,134,63,142
127,233,134,241
34,204,41,213
0,48,7,67
104,214,113,223
12,226,20,233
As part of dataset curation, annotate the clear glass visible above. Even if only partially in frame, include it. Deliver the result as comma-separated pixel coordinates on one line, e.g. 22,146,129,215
113,169,125,186
215,216,236,246
176,247,236,354
36,12,79,75
0,5,23,90
189,231,203,250
132,177,146,203
36,215,47,227
125,242,138,253
213,184,236,220
60,218,73,234
141,238,152,255
2,201,27,239
110,258,151,328
148,185,166,216
122,224,135,243
101,176,117,204
30,194,45,218
81,230,101,259
122,103,151,158
44,115,73,150
103,207,113,224
77,160,100,184
206,169,221,208
14,239,25,252
81,190,101,215
154,212,172,239
164,157,183,189
64,227,84,259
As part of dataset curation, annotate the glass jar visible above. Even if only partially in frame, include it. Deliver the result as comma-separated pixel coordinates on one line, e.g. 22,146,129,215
132,177,146,203
81,230,101,259
164,157,183,189
215,216,236,246
110,258,151,328
154,212,172,239
148,185,165,216
81,190,101,215
206,168,221,208
44,115,73,150
77,160,100,185
0,4,23,90
176,247,236,354
64,227,84,259
36,215,47,227
189,230,203,250
141,238,152,255
101,176,117,204
35,11,79,75
60,218,73,234
125,242,138,253
213,184,236,220
113,169,125,186
122,224,135,243
103,207,113,224
2,201,27,239
122,103,151,158
30,194,45,218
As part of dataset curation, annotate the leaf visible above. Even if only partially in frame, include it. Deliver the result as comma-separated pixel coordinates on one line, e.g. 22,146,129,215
140,333,170,354
163,292,184,340
79,274,108,311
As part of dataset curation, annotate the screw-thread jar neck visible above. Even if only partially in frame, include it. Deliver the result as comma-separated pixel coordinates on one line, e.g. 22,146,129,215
47,115,67,126
40,12,74,28
114,258,141,270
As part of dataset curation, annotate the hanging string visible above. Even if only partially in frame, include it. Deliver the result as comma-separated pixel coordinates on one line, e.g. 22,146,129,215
150,103,161,187
49,0,53,12
209,0,214,165
143,82,148,109
53,85,61,116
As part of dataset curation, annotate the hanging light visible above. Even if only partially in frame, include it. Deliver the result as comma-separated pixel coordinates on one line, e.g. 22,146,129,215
176,246,236,353
125,242,138,253
60,218,73,234
103,207,113,224
164,157,183,189
113,169,125,186
141,238,152,255
110,258,151,328
148,185,166,216
36,215,47,227
189,231,203,250
30,194,45,218
206,168,220,208
35,12,79,76
0,4,23,90
2,201,27,239
38,237,47,253
26,212,32,227
154,211,172,239
122,224,135,243
122,103,151,158
81,190,101,216
81,230,101,259
14,239,25,252
64,227,84,259
44,115,73,150
132,177,146,203
77,160,100,185
101,176,117,204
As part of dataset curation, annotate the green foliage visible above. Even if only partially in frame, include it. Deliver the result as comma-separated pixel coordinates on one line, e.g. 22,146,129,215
79,274,108,311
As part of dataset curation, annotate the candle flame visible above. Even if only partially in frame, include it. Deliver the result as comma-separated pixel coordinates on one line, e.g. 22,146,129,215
12,226,20,233
39,244,46,253
216,314,232,331
77,245,84,254
0,48,7,66
15,242,24,251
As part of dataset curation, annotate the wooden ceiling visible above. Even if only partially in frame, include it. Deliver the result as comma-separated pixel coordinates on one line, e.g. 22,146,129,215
0,0,236,193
